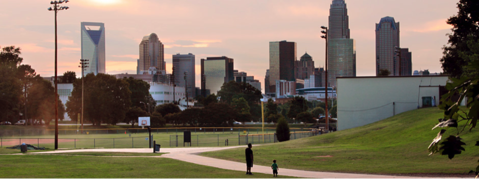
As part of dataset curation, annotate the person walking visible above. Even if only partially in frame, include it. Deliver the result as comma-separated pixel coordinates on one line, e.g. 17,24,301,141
245,143,253,175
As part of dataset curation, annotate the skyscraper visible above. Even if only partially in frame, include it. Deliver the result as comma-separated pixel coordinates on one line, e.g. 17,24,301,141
327,0,356,87
376,16,400,76
81,22,105,76
400,48,412,76
201,56,234,97
269,41,296,94
173,53,196,98
295,52,315,80
139,33,165,74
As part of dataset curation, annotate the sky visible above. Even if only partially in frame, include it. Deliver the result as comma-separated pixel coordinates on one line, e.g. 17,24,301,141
0,0,458,93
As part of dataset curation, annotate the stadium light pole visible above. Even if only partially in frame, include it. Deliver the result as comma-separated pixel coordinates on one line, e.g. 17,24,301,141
79,59,88,134
48,0,69,150
321,26,329,133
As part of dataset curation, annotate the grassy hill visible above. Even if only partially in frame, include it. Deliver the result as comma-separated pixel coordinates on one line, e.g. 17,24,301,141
201,107,479,175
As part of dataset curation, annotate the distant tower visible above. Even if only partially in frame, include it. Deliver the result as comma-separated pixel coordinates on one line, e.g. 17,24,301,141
201,56,234,97
327,0,356,87
81,22,105,76
139,33,165,74
173,53,196,98
268,41,296,94
400,48,412,76
295,52,315,80
376,16,400,76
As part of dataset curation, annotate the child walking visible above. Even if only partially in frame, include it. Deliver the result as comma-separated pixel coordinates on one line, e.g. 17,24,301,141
271,160,279,177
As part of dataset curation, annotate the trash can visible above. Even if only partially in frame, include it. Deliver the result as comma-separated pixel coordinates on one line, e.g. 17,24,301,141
153,140,160,153
20,143,27,153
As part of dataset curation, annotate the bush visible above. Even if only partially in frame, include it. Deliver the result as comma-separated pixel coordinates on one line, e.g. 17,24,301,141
276,116,290,142
296,111,314,124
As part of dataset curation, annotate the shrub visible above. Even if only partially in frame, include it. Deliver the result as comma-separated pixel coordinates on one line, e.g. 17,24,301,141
275,116,290,142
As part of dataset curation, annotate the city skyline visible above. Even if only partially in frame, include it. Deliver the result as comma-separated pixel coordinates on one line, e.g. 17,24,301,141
0,0,456,92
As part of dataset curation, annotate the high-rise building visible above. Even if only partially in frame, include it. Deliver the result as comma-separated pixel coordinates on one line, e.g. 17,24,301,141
269,41,296,94
201,56,234,97
327,0,356,87
233,70,262,92
139,33,165,74
376,16,400,76
173,53,196,98
400,48,412,76
275,80,296,98
81,22,105,76
264,69,271,96
295,52,315,80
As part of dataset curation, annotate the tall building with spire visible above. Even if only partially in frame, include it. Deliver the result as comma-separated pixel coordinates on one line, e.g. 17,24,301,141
327,0,356,87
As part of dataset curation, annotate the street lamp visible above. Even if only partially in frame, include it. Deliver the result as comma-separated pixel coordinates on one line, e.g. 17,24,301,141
321,26,329,133
78,59,88,134
48,0,69,150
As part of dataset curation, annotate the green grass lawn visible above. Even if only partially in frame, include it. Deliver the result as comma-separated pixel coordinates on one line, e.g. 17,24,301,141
0,155,290,178
201,107,479,175
33,152,165,156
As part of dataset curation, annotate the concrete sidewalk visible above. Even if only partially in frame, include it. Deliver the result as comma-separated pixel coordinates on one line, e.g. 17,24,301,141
36,146,401,178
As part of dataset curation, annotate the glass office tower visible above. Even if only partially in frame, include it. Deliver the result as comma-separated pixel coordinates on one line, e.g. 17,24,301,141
201,56,234,96
81,22,105,76
173,53,196,98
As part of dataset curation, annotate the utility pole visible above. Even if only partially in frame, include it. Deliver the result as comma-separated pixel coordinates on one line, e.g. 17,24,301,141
184,71,188,107
79,59,89,134
321,26,329,133
48,0,69,150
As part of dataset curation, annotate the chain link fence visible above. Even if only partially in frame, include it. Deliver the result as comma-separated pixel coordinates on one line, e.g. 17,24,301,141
0,137,151,149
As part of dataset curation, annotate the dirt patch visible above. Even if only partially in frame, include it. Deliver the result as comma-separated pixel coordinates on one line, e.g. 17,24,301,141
1,139,76,146
315,155,333,158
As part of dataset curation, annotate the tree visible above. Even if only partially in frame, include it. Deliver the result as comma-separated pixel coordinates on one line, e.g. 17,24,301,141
311,107,325,119
426,3,479,175
265,99,278,118
179,108,202,126
267,114,282,125
232,97,250,115
164,113,182,126
17,64,38,125
296,111,314,126
287,96,308,120
60,71,76,83
198,94,218,107
0,46,23,124
276,116,290,142
330,105,338,118
151,111,165,127
199,103,236,127
217,81,262,120
378,69,391,76
66,73,131,126
440,0,479,78
124,106,149,127
154,103,181,123
123,77,154,113
27,77,64,125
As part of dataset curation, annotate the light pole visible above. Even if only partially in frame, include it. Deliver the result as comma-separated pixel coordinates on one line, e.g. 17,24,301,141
48,0,69,150
79,59,88,134
184,71,188,107
321,26,329,133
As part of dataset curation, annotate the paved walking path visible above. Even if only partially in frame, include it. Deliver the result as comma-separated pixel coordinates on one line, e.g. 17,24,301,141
36,146,401,178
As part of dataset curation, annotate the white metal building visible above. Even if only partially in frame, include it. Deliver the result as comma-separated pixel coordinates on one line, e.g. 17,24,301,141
337,76,449,131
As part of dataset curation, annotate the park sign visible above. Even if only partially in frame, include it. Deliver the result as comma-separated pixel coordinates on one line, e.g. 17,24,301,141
138,117,150,127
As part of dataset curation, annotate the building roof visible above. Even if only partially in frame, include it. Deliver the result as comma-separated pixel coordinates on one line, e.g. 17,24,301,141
300,52,312,61
376,16,398,31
